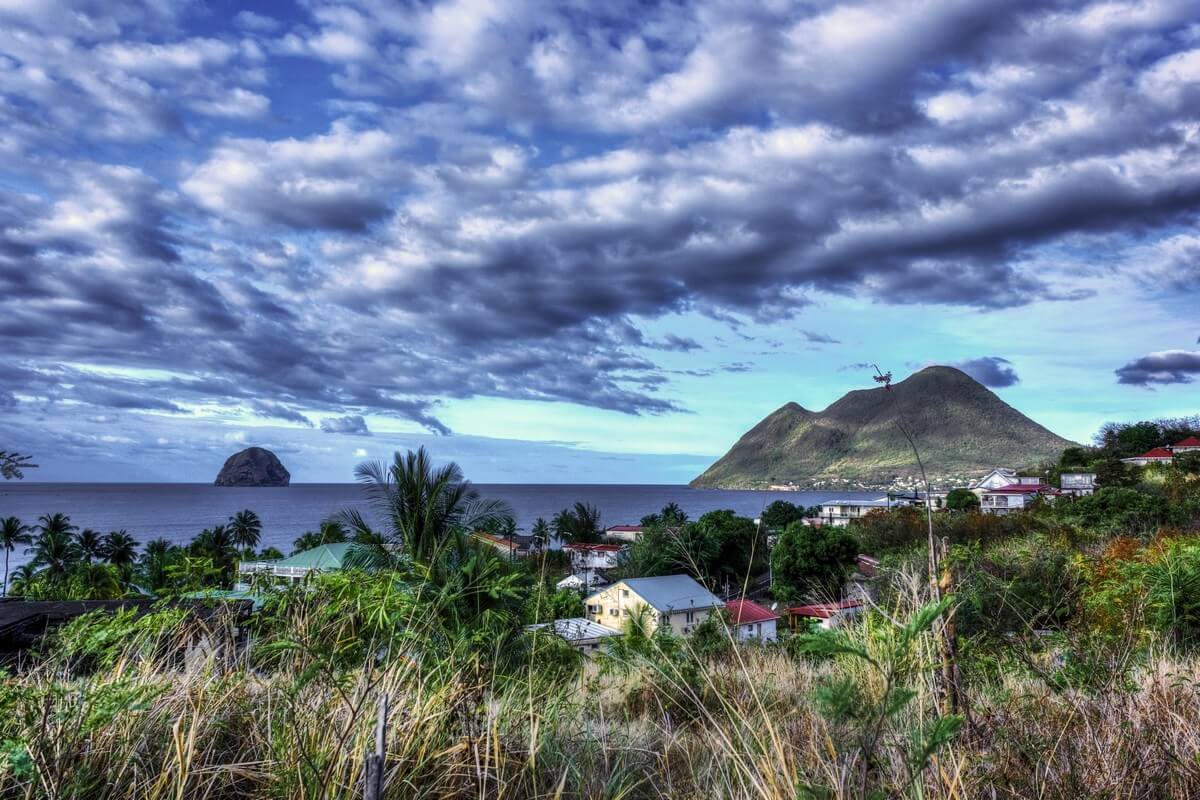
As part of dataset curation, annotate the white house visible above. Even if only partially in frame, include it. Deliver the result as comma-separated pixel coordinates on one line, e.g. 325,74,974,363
1173,437,1200,454
526,618,621,656
1121,447,1175,466
555,574,585,591
970,468,1019,490
604,524,644,542
1059,473,1097,497
787,599,864,631
979,483,1058,515
812,495,923,527
723,599,779,642
585,574,724,637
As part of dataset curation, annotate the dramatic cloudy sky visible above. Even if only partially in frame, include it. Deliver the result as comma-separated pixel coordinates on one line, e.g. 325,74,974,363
2,0,1198,483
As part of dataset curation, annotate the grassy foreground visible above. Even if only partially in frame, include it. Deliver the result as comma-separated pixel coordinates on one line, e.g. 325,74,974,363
2,564,1198,800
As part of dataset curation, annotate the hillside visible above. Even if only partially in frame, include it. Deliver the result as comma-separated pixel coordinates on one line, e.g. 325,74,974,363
691,366,1074,489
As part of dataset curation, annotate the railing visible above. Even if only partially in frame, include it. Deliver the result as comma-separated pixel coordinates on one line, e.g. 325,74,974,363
238,563,326,578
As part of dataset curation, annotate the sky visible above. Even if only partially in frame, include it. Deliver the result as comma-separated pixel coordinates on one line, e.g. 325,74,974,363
1,0,1198,484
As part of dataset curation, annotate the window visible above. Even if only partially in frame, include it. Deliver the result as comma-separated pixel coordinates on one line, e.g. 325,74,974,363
685,610,695,624
609,608,618,617
622,589,629,597
587,604,600,615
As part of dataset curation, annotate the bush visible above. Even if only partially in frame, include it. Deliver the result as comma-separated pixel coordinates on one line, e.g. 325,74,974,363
770,521,859,602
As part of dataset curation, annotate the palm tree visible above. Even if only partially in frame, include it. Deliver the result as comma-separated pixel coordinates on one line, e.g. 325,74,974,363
228,509,263,551
552,502,603,544
100,530,139,575
292,518,348,554
1,517,32,597
7,563,37,596
76,529,104,563
138,538,178,593
36,512,77,539
342,447,512,568
531,517,551,550
27,528,79,580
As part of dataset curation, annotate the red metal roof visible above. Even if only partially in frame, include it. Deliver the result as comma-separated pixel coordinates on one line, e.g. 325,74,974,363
563,543,625,552
606,525,644,532
788,599,864,619
1136,447,1175,459
725,599,779,624
1173,437,1200,448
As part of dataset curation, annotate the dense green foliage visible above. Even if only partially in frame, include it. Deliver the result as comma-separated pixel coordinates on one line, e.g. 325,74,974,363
614,507,766,592
770,521,859,602
944,487,979,512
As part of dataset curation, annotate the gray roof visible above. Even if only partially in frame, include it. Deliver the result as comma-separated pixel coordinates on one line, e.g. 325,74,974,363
618,574,725,613
527,617,622,642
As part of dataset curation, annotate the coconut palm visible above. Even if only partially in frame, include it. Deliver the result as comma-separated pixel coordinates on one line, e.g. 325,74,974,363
36,512,77,539
292,518,348,554
531,517,552,549
552,502,603,544
7,563,36,596
76,529,104,563
69,562,122,599
27,528,79,580
1,517,32,597
138,538,178,593
342,447,512,568
228,509,263,551
100,529,139,574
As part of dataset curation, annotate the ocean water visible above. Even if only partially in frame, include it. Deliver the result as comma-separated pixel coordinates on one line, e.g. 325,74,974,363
0,483,878,569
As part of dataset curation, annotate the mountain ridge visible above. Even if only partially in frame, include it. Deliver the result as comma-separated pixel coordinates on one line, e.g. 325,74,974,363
691,366,1075,489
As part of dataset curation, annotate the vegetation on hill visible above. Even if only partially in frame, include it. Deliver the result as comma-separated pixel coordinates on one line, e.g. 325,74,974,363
691,366,1074,489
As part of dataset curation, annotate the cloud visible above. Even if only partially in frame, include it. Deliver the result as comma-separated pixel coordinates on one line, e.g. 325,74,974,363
1115,350,1200,386
951,356,1021,388
801,330,841,345
320,415,372,435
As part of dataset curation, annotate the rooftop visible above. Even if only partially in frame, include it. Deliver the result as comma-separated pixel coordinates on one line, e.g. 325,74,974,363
564,542,625,552
605,525,644,532
527,617,622,642
1173,437,1200,448
725,599,779,624
1133,447,1175,459
598,574,724,612
788,599,864,619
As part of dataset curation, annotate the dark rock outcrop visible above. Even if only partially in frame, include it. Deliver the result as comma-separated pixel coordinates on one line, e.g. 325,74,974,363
214,447,290,487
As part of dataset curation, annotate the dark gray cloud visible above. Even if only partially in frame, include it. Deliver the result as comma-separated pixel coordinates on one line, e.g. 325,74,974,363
952,356,1020,388
320,415,372,435
1116,351,1200,386
0,0,1198,440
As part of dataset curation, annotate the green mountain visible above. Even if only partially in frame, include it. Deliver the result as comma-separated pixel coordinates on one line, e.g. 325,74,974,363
691,366,1075,489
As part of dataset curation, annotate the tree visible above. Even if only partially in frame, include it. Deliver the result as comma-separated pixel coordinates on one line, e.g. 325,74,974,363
944,488,980,512
770,521,860,603
100,530,139,575
0,451,37,480
138,538,179,593
1094,457,1138,488
342,447,512,568
762,500,805,531
293,518,349,553
684,509,764,592
191,524,237,584
27,527,80,581
0,517,31,597
530,517,552,549
1174,451,1200,476
228,509,263,551
76,529,104,563
552,502,603,545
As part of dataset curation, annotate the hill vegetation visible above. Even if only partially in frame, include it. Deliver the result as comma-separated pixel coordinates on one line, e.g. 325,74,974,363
692,365,1074,489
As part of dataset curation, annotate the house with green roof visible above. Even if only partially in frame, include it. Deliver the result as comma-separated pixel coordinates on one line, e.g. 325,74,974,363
236,542,355,589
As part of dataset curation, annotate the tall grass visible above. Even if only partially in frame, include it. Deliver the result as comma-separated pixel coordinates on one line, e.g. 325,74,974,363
2,564,1199,799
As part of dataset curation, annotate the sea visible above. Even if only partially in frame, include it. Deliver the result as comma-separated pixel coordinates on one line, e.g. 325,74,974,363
0,483,879,570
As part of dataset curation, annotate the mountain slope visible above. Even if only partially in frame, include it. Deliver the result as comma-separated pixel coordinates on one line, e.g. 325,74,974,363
691,366,1074,489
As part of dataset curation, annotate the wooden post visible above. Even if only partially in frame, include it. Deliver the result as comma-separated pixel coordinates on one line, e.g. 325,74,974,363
364,695,388,800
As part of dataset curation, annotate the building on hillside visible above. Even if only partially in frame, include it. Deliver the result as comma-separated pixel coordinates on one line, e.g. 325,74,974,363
979,484,1059,515
811,495,923,527
555,574,585,592
1171,437,1200,454
970,468,1019,490
786,599,864,631
237,542,355,588
1121,447,1176,466
585,574,724,637
471,532,540,558
526,617,621,655
724,599,779,642
604,524,644,542
564,542,625,571
1059,473,1097,497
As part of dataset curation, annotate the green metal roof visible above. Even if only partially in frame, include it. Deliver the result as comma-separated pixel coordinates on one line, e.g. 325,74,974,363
274,541,356,570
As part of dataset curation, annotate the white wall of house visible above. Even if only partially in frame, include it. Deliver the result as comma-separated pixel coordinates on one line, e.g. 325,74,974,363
734,618,777,642
585,583,718,636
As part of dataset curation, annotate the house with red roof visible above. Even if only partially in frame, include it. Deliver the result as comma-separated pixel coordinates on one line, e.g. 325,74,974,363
1172,437,1200,453
724,599,780,642
1121,447,1177,466
604,524,644,542
786,598,864,631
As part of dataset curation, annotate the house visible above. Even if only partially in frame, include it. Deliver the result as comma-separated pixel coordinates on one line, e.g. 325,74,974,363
585,574,724,636
970,468,1019,490
526,617,621,655
724,599,779,642
564,542,626,572
555,574,585,591
471,532,540,558
979,483,1058,515
604,524,644,542
786,598,864,631
811,495,923,527
1171,437,1200,454
237,542,355,588
1059,473,1097,497
1121,447,1176,466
